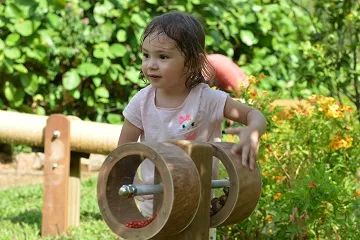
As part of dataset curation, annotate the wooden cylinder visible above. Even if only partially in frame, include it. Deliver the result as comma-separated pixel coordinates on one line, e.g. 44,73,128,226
0,110,121,154
97,142,201,239
209,142,262,227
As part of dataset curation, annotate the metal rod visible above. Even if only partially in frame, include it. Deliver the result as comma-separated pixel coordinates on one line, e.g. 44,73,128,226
119,179,230,197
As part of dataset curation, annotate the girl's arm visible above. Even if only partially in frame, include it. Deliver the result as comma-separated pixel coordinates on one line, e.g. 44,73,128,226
223,96,267,170
118,119,142,146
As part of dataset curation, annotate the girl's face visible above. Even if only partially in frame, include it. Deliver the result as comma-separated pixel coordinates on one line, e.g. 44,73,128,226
141,32,187,91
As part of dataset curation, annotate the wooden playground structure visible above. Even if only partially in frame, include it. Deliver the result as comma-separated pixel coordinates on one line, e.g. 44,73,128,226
0,110,262,239
98,141,262,239
0,110,121,236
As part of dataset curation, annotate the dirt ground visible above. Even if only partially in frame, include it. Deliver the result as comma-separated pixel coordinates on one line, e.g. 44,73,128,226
0,152,104,190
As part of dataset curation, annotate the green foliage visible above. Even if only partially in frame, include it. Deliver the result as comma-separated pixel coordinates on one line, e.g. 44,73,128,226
0,0,317,122
0,0,151,122
220,78,360,239
294,0,360,117
0,0,359,119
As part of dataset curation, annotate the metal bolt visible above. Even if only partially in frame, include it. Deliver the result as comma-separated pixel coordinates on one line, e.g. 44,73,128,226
52,163,58,169
52,130,61,140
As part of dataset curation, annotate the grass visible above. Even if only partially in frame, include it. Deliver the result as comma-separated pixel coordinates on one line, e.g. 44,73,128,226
0,163,229,240
0,177,117,240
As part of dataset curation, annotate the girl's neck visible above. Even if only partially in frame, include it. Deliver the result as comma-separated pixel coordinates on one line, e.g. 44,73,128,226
155,86,190,108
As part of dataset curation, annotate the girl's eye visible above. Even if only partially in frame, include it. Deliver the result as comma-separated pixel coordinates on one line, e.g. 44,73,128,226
160,54,169,59
142,53,149,58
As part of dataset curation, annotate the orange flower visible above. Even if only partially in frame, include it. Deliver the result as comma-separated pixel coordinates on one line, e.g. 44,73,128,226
274,175,286,184
265,214,273,223
247,75,258,85
355,189,360,198
325,103,344,118
273,192,282,201
329,134,353,150
294,100,314,117
262,171,271,177
341,105,353,113
258,73,266,80
249,88,258,100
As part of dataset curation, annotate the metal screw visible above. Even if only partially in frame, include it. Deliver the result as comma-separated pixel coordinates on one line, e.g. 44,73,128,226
52,130,61,140
52,163,58,169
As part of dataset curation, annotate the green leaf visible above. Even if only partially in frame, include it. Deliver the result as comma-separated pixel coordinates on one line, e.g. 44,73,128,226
106,113,121,124
93,43,110,59
63,70,81,90
99,58,111,74
4,3,24,19
35,106,46,115
13,64,28,73
4,48,21,59
145,0,158,4
92,77,102,87
0,39,4,50
95,86,109,98
125,67,140,83
131,14,146,26
47,13,61,29
109,43,126,58
4,81,25,107
78,63,100,76
86,96,95,107
5,33,20,46
14,20,33,36
72,90,81,99
240,30,258,46
116,29,127,42
21,74,39,94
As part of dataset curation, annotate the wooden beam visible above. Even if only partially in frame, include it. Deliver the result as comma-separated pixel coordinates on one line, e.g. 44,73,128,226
0,110,122,154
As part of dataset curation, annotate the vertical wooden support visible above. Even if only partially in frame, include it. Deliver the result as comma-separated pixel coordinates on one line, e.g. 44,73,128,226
41,114,85,237
68,152,82,227
42,114,71,236
168,141,213,240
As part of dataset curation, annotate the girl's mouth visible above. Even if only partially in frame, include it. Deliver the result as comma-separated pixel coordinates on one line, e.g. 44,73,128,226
147,75,161,81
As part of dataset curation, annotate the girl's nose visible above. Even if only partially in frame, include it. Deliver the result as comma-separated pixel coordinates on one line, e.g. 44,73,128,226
148,59,158,69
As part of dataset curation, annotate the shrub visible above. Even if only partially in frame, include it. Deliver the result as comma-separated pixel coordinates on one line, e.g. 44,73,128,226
220,75,360,239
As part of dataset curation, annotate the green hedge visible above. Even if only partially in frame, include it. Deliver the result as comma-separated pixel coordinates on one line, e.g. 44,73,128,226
0,0,316,122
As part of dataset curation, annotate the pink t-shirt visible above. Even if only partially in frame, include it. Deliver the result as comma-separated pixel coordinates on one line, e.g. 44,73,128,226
123,83,228,216
123,83,228,142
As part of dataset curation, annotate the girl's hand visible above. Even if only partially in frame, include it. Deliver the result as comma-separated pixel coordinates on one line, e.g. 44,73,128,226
224,126,260,170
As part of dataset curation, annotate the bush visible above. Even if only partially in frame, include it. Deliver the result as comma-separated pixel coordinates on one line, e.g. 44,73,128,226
220,76,360,239
0,0,315,121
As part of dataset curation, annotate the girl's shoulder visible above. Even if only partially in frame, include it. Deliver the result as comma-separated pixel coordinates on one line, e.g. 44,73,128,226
195,83,228,99
131,84,155,100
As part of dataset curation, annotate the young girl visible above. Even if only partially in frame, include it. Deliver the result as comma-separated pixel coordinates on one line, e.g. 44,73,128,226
118,11,266,217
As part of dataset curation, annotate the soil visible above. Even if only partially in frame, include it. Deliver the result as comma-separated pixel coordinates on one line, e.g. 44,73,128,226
0,152,103,190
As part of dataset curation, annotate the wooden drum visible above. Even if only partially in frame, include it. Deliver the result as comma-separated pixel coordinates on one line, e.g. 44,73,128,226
97,142,201,239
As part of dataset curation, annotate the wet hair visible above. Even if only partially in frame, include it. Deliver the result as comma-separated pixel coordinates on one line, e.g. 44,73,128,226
141,11,214,89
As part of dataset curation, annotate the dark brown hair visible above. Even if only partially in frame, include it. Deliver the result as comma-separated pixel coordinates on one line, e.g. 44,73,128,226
141,11,214,89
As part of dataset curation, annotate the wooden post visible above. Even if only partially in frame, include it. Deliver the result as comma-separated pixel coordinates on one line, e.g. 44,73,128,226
168,141,213,240
42,114,71,236
41,114,88,236
68,152,89,227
